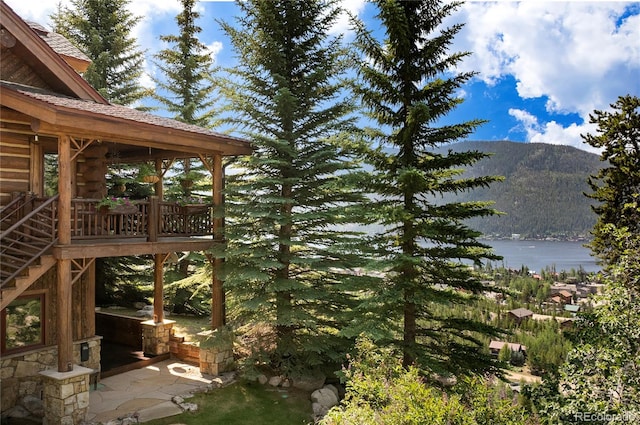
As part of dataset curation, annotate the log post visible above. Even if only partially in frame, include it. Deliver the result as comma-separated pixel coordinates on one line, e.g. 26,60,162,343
148,196,158,242
154,158,163,199
211,154,225,329
153,253,164,323
57,135,73,372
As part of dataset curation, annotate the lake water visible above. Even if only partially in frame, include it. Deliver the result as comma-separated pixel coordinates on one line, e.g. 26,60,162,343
481,239,600,273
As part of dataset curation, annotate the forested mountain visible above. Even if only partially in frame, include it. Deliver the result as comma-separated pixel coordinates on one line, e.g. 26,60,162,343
439,141,604,239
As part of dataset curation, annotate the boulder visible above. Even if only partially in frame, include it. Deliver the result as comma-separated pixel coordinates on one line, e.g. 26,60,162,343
311,387,338,410
268,376,282,387
257,374,268,385
292,373,326,391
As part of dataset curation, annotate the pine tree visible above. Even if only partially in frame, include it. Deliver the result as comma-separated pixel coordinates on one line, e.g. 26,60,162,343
152,0,216,127
51,0,149,106
218,0,369,375
585,95,640,266
352,0,503,376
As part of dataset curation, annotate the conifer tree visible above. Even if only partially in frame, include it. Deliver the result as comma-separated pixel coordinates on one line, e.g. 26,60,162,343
152,0,217,285
51,0,149,106
352,0,503,376
218,0,368,375
152,0,216,127
585,95,640,266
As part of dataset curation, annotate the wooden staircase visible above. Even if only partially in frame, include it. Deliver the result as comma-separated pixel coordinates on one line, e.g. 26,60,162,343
1,195,58,310
1,255,56,310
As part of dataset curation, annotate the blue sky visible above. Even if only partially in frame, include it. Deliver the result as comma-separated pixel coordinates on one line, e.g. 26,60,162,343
8,0,640,153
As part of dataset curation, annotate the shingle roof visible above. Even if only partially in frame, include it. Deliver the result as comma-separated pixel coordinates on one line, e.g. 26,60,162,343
26,21,91,63
508,308,533,318
2,81,247,145
489,340,527,352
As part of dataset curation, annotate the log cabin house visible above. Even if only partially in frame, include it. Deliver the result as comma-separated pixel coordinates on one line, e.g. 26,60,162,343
0,2,252,422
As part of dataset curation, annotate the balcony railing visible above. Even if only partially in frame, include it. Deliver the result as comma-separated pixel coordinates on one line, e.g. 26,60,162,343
70,198,213,240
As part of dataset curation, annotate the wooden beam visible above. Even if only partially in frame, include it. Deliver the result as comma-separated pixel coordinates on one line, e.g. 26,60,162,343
52,238,217,259
87,260,96,337
211,154,225,329
29,141,43,196
57,259,73,372
58,135,71,245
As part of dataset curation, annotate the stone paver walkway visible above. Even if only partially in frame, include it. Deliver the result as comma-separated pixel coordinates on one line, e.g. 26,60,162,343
88,360,234,423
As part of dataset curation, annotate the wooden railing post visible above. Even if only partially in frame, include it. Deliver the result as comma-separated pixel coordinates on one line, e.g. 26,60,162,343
148,196,158,242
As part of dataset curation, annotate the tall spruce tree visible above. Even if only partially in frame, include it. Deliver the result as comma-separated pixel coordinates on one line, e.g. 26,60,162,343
152,0,216,127
352,0,503,376
585,95,640,266
51,0,149,106
218,0,368,375
152,0,217,287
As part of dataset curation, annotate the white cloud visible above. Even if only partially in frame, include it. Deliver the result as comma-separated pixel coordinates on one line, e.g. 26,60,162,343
205,41,224,63
508,108,600,153
457,2,639,116
331,0,367,36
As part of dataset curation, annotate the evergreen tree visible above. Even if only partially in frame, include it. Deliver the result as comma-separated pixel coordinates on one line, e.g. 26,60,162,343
585,95,640,266
152,0,216,127
152,0,219,287
218,0,368,375
51,0,149,106
351,0,503,376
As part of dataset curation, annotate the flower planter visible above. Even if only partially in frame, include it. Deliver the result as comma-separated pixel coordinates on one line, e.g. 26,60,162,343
99,204,138,214
179,179,194,189
179,204,209,214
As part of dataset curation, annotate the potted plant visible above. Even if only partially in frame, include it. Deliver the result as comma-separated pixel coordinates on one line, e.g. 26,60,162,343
138,163,160,184
176,196,209,214
178,170,201,189
97,196,138,214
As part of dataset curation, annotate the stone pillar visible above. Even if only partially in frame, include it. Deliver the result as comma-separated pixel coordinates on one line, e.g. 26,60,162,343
141,319,175,356
40,366,92,425
197,329,235,376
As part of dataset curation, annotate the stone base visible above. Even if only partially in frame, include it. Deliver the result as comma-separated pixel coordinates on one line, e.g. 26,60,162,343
40,365,92,425
197,330,235,376
141,319,175,356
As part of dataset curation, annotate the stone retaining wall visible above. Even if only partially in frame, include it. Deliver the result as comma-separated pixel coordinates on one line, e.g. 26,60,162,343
0,337,101,414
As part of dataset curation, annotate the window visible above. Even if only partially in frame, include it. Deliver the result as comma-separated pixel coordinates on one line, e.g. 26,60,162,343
1,293,45,354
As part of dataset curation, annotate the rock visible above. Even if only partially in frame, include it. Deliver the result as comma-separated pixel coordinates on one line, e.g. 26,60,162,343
311,387,338,409
20,394,44,417
179,402,198,412
172,395,185,405
281,378,291,388
312,402,329,417
268,376,282,387
292,373,326,391
257,374,268,385
324,384,339,400
4,405,30,419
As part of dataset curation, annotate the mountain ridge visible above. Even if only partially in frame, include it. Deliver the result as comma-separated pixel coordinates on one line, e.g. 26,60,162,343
441,140,603,239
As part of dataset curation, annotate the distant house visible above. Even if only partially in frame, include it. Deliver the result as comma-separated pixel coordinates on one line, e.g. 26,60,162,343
489,340,527,356
564,304,581,316
552,290,573,304
508,308,534,324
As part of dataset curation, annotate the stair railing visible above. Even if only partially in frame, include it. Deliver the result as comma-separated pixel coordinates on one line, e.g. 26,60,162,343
0,195,59,289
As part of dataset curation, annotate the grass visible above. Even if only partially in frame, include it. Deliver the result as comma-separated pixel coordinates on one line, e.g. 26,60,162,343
143,381,314,425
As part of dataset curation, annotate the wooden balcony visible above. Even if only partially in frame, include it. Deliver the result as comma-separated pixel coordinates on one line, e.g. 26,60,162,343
1,195,219,262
